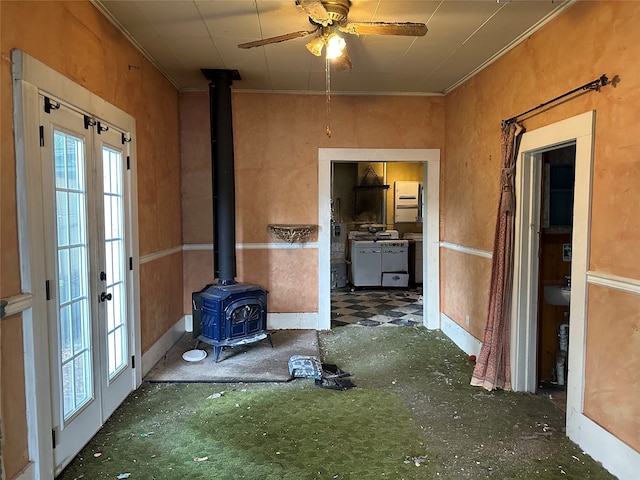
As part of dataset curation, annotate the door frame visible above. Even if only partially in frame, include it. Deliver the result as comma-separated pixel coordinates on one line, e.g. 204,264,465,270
510,110,639,479
318,148,440,330
12,50,142,479
510,112,593,397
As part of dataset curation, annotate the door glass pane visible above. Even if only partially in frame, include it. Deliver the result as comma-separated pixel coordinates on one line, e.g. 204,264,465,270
58,248,70,305
54,130,93,421
56,191,69,246
60,304,72,362
103,146,127,380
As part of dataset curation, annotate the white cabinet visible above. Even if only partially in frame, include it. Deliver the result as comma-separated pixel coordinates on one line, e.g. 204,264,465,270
394,181,422,223
350,240,409,288
350,242,382,287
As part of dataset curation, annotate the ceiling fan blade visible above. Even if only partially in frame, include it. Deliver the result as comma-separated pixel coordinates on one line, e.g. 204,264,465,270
331,46,352,71
296,0,331,26
238,29,319,49
339,22,428,37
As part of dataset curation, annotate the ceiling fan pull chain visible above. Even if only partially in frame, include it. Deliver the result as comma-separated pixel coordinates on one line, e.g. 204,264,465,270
325,57,332,138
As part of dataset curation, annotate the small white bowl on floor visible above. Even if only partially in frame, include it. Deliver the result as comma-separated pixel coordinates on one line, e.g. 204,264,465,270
182,349,207,362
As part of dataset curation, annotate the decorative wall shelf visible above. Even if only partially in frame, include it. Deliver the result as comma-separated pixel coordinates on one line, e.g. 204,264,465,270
267,224,317,243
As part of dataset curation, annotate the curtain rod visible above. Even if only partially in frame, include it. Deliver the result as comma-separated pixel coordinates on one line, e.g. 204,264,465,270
501,74,610,126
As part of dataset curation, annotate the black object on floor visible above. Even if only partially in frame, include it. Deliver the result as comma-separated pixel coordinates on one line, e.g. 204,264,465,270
288,355,355,390
316,363,355,390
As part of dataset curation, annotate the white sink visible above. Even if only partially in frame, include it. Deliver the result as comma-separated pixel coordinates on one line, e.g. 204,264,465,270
543,285,571,306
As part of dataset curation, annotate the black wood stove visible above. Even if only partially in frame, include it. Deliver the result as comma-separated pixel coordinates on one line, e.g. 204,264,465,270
191,69,271,362
192,283,271,363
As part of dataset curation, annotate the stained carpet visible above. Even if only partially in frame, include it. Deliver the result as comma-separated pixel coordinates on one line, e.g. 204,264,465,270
58,327,615,480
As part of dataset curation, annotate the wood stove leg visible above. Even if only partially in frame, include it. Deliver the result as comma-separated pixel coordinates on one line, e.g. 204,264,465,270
214,345,223,363
266,333,273,348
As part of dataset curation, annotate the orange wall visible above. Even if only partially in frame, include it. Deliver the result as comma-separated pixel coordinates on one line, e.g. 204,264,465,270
443,0,640,451
585,285,640,452
441,249,491,341
140,254,185,353
2,0,639,475
0,315,26,477
180,92,445,313
0,1,183,476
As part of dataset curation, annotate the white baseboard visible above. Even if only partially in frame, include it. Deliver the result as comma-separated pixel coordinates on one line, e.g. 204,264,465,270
267,312,319,330
440,312,482,357
184,314,193,333
567,408,639,480
141,316,188,377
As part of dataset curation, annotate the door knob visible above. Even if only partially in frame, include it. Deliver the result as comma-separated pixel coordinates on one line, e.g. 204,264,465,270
100,292,112,302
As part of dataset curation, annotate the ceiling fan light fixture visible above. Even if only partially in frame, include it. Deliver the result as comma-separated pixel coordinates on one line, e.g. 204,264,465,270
306,36,325,56
331,46,352,71
325,33,346,59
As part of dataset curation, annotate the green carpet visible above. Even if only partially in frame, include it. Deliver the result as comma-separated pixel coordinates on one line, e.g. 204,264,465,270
63,383,425,479
58,327,615,480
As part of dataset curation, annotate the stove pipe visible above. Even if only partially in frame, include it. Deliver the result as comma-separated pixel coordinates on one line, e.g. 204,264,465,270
202,69,241,286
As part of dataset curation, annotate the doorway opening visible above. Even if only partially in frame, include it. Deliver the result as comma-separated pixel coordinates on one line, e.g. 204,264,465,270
317,148,440,332
535,143,576,411
510,112,593,425
330,161,424,327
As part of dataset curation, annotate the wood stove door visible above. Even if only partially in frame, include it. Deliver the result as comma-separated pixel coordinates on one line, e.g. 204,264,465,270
228,298,265,338
40,100,134,474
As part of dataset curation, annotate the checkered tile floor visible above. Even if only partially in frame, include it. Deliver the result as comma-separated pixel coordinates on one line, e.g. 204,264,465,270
330,289,423,327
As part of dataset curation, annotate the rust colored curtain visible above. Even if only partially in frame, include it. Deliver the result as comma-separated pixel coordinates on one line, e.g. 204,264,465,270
471,122,524,391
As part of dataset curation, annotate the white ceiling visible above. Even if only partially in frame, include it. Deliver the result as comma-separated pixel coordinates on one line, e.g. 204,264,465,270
93,0,573,94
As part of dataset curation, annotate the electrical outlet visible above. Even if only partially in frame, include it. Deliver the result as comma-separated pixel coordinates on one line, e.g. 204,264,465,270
465,314,470,326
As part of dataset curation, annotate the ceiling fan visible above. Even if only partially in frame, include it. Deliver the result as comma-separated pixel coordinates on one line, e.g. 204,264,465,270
238,0,428,70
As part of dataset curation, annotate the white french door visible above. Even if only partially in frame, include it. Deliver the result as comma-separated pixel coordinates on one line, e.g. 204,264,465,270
40,96,134,472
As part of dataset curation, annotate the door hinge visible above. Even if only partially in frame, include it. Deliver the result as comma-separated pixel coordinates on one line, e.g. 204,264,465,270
97,121,109,134
44,96,60,114
39,125,44,147
129,257,133,271
84,115,96,130
127,156,131,170
131,355,135,369
52,428,57,448
45,280,51,300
